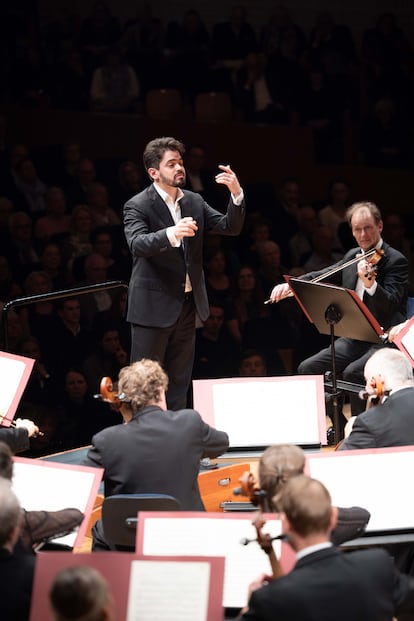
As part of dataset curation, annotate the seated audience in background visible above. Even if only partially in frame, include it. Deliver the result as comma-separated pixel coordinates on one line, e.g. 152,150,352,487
0,442,84,552
85,182,121,228
33,186,71,241
316,178,351,251
7,211,40,284
302,224,344,272
89,45,140,113
288,206,319,268
184,144,226,209
56,368,118,450
238,349,268,377
18,336,57,407
111,159,146,207
49,565,114,621
240,475,414,621
83,325,126,395
63,204,94,267
84,359,229,549
0,479,36,621
193,303,239,379
340,348,414,450
230,265,269,345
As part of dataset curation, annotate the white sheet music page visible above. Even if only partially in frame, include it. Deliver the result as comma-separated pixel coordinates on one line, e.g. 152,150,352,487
141,516,282,608
126,560,210,621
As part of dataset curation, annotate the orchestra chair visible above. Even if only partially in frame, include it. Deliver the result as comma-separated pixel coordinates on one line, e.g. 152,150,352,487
194,91,233,122
145,88,183,120
101,494,181,549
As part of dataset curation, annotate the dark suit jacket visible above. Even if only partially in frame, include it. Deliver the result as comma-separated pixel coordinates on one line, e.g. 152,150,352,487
123,185,245,327
0,427,30,454
302,241,408,331
83,405,229,510
340,386,414,450
242,546,414,621
0,547,35,621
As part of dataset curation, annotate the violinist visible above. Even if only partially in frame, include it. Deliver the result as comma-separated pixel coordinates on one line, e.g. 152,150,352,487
0,417,39,454
83,359,229,550
239,475,414,621
269,201,408,420
339,348,414,450
240,444,370,547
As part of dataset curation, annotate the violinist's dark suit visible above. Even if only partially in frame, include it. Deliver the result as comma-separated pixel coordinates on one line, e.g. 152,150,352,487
0,427,30,454
123,184,245,409
83,404,229,549
297,241,408,414
241,546,414,621
339,386,414,450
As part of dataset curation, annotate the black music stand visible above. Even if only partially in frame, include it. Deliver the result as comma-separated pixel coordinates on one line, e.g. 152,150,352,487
288,278,384,442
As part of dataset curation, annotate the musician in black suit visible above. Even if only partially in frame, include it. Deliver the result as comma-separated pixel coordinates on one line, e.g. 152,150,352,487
83,359,229,550
340,348,414,450
0,479,36,621
0,418,39,454
124,136,245,409
269,201,408,416
240,475,414,621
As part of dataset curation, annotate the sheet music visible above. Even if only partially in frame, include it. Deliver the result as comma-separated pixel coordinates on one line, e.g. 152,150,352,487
140,516,282,609
212,380,321,445
12,460,101,547
0,355,32,421
400,322,414,359
307,449,414,532
126,561,210,621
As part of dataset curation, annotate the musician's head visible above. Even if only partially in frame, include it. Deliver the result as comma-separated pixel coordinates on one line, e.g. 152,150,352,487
346,201,383,252
364,348,414,393
276,475,337,550
49,565,114,621
118,359,168,413
259,444,305,512
0,478,21,550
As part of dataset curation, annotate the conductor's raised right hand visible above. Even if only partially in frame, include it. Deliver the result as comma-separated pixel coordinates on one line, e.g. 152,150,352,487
269,282,291,303
173,216,198,241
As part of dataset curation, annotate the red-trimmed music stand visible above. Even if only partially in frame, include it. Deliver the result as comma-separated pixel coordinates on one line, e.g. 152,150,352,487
287,277,384,441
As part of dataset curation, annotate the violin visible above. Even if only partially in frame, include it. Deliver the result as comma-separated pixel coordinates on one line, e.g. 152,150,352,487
266,247,384,304
358,378,387,410
94,376,126,410
235,471,284,579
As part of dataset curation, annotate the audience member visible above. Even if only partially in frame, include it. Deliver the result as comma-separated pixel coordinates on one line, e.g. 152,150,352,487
63,205,94,267
90,226,130,280
193,304,239,379
78,0,121,72
7,211,40,283
302,224,344,271
230,264,269,345
288,205,318,268
78,253,115,328
12,158,47,215
85,182,121,227
184,144,226,209
56,368,116,450
316,178,351,251
19,336,57,407
89,46,140,113
49,565,114,621
33,186,71,241
110,159,146,207
82,325,125,394
340,348,414,450
83,359,229,549
240,475,414,621
238,349,268,377
66,157,98,208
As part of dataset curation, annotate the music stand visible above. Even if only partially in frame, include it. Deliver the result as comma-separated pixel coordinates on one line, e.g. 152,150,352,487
288,277,384,441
